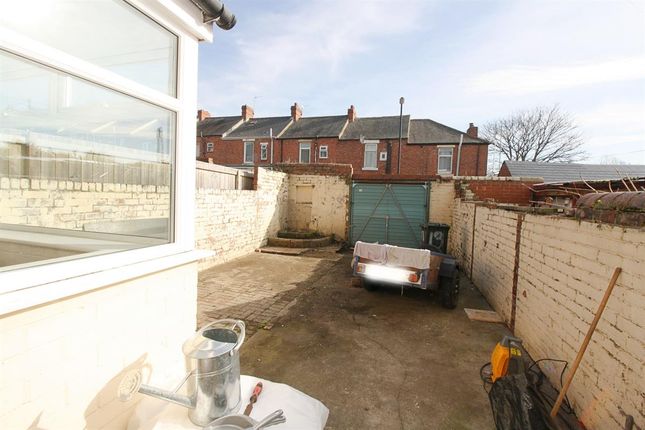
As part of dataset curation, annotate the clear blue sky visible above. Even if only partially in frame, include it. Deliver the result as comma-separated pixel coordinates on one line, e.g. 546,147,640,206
198,0,645,165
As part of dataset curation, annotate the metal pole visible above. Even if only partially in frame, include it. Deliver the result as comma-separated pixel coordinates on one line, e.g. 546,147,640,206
398,97,404,175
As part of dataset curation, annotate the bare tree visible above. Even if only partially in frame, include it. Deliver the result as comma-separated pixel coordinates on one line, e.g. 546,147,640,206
482,105,587,164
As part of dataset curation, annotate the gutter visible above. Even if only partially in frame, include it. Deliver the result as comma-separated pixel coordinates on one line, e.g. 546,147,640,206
189,0,236,30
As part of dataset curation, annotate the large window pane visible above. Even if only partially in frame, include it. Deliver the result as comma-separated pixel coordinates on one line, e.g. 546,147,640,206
0,50,173,270
364,143,377,169
0,0,177,95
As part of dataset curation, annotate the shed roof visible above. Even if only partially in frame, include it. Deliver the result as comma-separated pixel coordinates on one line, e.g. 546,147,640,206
340,115,410,140
408,119,486,144
279,115,347,138
225,116,292,139
197,116,241,136
501,161,645,184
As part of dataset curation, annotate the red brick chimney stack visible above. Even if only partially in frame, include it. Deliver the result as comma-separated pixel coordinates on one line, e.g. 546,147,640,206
467,122,478,138
347,105,357,122
291,102,303,122
197,109,210,121
241,105,254,121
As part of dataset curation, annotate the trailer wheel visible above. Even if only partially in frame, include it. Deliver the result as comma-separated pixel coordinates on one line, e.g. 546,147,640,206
362,278,379,291
440,272,459,309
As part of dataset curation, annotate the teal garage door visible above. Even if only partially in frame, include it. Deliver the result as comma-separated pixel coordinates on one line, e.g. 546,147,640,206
350,182,429,248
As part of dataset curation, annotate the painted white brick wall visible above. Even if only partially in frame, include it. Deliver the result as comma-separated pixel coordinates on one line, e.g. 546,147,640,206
449,199,645,429
195,168,289,270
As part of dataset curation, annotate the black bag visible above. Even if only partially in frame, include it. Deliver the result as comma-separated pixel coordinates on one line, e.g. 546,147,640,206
488,373,548,430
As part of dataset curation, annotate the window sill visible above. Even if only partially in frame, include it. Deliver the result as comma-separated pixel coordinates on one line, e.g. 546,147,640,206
0,248,212,316
362,167,378,171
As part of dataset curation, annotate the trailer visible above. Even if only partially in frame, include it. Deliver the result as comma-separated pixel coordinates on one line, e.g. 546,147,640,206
351,241,459,309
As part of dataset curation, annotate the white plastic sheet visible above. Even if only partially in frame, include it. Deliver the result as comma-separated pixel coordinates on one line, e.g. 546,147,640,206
127,375,329,430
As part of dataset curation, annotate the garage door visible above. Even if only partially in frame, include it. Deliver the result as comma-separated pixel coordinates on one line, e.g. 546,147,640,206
350,182,429,248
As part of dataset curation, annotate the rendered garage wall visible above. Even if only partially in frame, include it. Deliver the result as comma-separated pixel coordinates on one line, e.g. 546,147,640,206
286,174,350,240
428,179,455,225
0,263,197,429
448,199,644,429
195,168,289,270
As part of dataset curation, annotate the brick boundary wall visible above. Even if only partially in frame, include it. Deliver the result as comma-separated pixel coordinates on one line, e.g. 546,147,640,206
261,163,353,180
196,168,289,270
455,176,543,205
448,199,644,429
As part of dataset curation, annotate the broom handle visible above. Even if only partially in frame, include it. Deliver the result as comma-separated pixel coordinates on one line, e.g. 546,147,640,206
550,267,622,418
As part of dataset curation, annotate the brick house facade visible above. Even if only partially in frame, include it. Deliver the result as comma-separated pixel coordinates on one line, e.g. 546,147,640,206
197,103,489,176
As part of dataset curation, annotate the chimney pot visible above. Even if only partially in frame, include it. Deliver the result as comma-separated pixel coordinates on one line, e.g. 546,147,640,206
467,122,478,138
197,109,211,121
291,102,303,122
241,105,254,121
347,105,357,122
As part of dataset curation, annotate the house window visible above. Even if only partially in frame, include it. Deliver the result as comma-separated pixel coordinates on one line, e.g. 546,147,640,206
363,142,378,170
299,142,311,164
0,0,195,286
319,145,328,159
206,142,214,153
244,141,254,164
438,147,454,174
260,143,268,161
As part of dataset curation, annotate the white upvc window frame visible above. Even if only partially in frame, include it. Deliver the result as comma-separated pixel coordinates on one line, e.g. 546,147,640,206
362,140,379,171
438,146,454,174
0,0,212,315
260,142,268,161
299,141,311,164
206,142,214,153
319,145,328,159
244,140,254,164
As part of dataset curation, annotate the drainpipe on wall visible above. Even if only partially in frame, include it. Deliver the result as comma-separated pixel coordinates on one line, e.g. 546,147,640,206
456,134,463,176
270,128,274,164
397,97,405,174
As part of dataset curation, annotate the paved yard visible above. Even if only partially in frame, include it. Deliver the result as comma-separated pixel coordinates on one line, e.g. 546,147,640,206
198,251,509,430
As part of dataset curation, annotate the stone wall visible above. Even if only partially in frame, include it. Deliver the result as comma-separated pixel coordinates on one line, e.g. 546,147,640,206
0,263,197,429
195,168,288,270
449,199,644,429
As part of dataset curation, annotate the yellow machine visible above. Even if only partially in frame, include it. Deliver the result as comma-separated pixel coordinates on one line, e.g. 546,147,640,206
490,335,524,382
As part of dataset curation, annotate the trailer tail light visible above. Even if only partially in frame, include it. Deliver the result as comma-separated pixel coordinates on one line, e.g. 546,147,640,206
408,273,419,283
356,264,365,273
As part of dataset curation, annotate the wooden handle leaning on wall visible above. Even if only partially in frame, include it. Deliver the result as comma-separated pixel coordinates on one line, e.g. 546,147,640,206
550,267,622,418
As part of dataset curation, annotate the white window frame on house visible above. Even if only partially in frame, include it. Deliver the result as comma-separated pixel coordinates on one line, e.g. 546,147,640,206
438,146,454,174
299,141,311,164
0,0,212,315
362,140,379,171
206,142,214,152
244,140,254,164
319,145,328,159
260,142,268,161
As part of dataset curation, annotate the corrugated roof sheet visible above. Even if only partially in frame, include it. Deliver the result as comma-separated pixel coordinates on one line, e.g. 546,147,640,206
197,116,241,136
408,119,486,144
340,115,410,140
279,115,347,138
225,116,292,139
503,161,645,183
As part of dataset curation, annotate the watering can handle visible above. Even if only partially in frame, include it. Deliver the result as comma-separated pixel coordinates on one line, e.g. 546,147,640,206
232,319,245,352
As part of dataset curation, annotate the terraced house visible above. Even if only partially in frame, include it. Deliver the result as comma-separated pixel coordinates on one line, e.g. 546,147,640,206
196,103,489,177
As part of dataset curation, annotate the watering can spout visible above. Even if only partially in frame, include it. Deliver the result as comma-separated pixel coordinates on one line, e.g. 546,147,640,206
137,383,194,409
117,369,194,409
